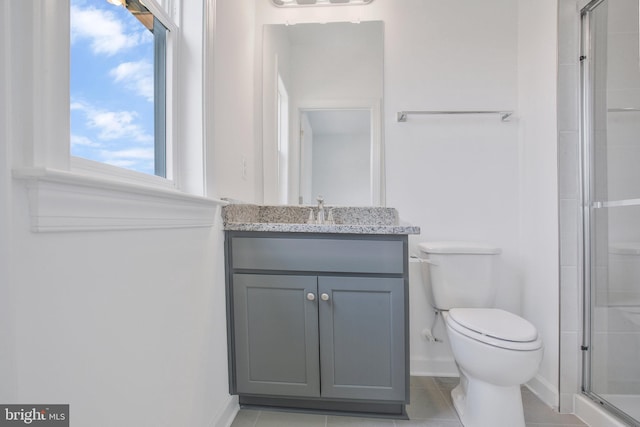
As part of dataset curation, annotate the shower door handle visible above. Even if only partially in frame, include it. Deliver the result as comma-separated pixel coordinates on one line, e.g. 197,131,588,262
592,199,640,209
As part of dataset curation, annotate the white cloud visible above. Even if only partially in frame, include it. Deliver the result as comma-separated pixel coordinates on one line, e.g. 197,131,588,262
73,102,152,143
89,110,152,142
71,134,102,148
70,5,149,56
110,61,154,102
70,102,86,111
102,148,155,161
71,98,155,174
100,149,155,171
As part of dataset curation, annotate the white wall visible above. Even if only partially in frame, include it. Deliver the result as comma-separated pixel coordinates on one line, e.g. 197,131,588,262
312,132,370,206
0,1,243,426
517,0,560,406
253,0,560,406
383,0,525,384
254,1,521,274
289,22,383,102
8,195,231,426
212,0,259,203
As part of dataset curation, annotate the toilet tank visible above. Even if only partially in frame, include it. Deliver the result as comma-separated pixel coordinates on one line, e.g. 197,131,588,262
418,241,501,310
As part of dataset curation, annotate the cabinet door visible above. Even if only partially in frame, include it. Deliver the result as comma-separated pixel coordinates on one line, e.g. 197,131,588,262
233,274,320,397
318,276,406,401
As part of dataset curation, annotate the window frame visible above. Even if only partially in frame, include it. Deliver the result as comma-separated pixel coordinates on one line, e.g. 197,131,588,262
6,0,223,233
69,0,179,188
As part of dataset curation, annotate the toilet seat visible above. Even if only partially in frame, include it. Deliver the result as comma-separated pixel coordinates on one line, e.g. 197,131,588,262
446,308,543,351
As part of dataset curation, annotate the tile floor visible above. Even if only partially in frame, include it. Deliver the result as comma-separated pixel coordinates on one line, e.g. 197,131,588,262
230,377,588,427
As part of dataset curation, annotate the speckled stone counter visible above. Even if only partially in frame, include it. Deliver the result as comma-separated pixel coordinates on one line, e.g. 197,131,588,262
222,204,420,235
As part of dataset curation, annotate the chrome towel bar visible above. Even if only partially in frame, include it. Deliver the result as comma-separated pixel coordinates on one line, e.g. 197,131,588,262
397,110,514,122
608,108,640,113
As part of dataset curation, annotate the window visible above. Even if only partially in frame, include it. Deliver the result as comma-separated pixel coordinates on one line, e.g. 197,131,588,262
70,0,170,178
7,0,221,232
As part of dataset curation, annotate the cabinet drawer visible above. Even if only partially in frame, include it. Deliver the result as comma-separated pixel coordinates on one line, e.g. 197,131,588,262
230,236,404,274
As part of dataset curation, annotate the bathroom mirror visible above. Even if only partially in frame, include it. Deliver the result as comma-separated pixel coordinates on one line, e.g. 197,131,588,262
261,21,384,206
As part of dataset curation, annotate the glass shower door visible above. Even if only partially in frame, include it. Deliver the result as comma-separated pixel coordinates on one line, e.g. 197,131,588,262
582,1,640,424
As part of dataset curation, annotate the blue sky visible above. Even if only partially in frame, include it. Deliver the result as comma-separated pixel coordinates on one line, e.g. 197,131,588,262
70,0,156,175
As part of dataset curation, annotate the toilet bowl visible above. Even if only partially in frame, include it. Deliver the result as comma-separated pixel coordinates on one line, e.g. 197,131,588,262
418,242,544,427
444,308,543,427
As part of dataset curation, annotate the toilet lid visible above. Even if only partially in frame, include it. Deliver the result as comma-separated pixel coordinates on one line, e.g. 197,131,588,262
447,308,542,351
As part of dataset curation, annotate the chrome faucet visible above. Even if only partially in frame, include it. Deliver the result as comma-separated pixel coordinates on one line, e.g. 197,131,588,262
316,196,325,224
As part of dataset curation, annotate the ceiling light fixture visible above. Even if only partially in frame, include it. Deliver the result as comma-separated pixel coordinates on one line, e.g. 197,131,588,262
271,0,373,7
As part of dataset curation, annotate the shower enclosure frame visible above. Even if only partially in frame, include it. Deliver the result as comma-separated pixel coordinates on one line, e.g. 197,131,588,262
579,1,640,425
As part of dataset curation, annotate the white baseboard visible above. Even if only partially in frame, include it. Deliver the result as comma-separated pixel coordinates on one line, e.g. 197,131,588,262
210,395,239,427
574,394,628,427
410,357,458,377
525,373,559,409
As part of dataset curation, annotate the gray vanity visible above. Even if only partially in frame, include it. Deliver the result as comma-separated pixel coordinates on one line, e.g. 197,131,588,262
223,204,419,418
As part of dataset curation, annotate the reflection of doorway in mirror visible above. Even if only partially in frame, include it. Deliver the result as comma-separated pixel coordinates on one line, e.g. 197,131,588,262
299,112,313,204
300,109,371,206
277,75,289,205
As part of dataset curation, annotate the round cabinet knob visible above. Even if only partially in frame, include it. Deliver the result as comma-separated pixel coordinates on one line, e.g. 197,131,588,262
320,293,330,301
306,293,316,301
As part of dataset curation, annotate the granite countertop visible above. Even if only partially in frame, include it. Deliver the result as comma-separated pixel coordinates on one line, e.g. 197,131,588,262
222,204,420,235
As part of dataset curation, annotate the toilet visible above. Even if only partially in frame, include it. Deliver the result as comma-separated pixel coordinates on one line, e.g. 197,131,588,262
418,241,543,427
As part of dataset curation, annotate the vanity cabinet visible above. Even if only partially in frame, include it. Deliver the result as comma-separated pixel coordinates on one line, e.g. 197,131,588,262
225,231,409,417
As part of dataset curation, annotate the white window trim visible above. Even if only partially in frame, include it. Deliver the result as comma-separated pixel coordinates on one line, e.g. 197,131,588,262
70,157,177,190
13,167,225,232
7,0,220,232
70,0,178,185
